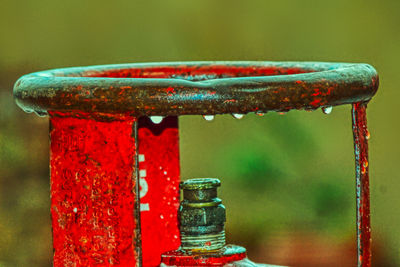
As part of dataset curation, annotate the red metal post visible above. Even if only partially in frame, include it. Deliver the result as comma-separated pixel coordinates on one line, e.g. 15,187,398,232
138,116,180,266
50,113,140,266
352,103,371,267
49,113,180,266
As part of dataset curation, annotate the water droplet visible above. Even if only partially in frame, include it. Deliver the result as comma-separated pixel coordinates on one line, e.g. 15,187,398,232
150,116,164,124
255,111,265,116
160,215,164,219
203,115,215,121
174,235,178,239
34,111,47,117
322,106,333,114
73,207,78,213
232,113,244,119
163,171,167,175
366,130,370,140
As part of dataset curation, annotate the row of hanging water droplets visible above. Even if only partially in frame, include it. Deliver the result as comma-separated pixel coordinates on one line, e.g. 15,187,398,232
149,106,334,124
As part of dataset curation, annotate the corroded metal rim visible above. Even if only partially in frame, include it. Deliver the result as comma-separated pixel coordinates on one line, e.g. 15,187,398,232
13,61,379,116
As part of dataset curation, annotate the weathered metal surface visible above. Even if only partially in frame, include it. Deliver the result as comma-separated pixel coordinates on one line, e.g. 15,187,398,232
49,114,139,266
162,179,279,266
352,103,371,267
179,178,226,251
138,116,181,266
49,113,181,267
13,62,378,116
13,61,379,267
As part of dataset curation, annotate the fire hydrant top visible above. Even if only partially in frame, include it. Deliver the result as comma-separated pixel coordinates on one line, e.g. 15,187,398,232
13,61,378,117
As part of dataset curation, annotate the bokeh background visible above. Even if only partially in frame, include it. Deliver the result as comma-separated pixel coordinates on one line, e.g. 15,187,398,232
0,1,399,266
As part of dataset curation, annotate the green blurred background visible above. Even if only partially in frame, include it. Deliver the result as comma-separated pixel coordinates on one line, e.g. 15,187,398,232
0,0,399,266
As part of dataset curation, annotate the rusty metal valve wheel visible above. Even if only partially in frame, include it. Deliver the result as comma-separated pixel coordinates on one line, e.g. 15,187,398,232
14,61,378,117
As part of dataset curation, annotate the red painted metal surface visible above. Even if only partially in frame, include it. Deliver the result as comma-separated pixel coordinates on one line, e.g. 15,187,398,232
49,113,181,266
138,116,181,266
50,114,139,266
352,103,371,267
84,64,310,78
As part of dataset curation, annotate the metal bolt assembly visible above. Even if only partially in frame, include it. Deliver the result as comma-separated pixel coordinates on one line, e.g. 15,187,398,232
179,178,226,252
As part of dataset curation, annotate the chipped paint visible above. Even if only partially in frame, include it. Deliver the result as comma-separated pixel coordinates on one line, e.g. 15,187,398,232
352,102,371,267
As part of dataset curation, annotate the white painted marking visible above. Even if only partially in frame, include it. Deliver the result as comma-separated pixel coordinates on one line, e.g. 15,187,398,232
138,154,150,211
140,203,150,211
140,178,148,197
138,154,145,162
